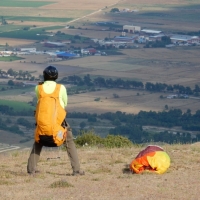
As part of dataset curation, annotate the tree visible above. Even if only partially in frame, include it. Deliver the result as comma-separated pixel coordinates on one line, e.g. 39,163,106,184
30,96,38,107
5,118,12,124
112,118,121,126
1,16,7,25
74,35,81,40
17,117,33,128
23,27,30,30
88,116,97,122
110,8,119,12
8,80,14,86
94,77,106,87
161,36,171,44
194,84,200,92
84,74,92,86
113,93,119,98
7,68,14,76
80,121,86,129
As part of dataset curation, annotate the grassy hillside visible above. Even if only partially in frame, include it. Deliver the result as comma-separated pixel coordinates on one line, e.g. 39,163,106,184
0,143,199,200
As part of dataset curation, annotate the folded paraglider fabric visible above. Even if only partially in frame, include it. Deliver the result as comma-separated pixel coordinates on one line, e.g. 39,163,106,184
130,145,170,174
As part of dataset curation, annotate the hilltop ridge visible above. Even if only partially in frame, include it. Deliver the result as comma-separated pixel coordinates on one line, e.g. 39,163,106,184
0,143,199,200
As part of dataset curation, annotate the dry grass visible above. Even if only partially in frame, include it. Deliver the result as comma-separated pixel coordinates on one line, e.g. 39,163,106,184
0,0,119,19
67,88,200,114
0,130,25,145
0,38,35,47
0,143,199,200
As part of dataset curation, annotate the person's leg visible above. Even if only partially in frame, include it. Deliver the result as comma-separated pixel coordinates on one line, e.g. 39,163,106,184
65,125,80,171
64,123,84,175
27,142,43,174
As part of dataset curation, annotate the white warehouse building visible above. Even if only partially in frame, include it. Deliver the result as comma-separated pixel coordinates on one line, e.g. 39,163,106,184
123,25,141,33
20,48,36,52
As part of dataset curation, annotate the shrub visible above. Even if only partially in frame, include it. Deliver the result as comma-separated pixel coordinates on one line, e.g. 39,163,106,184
74,131,133,148
104,135,133,148
75,131,103,146
110,8,119,12
94,97,100,101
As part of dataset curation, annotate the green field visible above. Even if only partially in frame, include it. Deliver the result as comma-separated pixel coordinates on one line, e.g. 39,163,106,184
5,16,73,23
0,25,26,33
106,0,200,32
0,1,53,7
0,56,23,62
0,85,35,95
0,99,34,112
0,26,65,40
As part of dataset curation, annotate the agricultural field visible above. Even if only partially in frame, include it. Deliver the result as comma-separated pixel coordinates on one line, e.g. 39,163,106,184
0,99,34,111
67,88,200,114
0,38,35,47
0,0,200,146
51,47,200,88
0,56,23,62
1,44,200,115
0,0,118,25
103,0,200,32
0,0,199,33
0,1,52,8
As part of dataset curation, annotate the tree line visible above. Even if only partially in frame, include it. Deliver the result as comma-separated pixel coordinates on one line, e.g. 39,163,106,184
0,105,200,143
0,116,24,136
69,109,200,143
1,72,200,143
60,74,200,95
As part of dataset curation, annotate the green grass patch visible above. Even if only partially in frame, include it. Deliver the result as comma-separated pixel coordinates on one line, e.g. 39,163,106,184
0,1,53,8
0,99,34,112
50,180,74,188
0,26,65,40
5,16,73,23
0,25,26,33
0,56,24,62
0,85,35,95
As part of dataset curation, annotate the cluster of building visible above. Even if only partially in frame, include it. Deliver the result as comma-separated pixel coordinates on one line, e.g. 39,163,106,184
1,24,200,59
0,44,107,60
0,51,13,57
93,25,200,48
122,25,200,45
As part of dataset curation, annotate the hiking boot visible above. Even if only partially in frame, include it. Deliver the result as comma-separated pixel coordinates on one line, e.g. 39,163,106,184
27,170,40,176
28,172,35,176
72,170,85,176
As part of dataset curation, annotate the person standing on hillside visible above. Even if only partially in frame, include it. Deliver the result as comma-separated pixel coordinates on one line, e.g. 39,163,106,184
27,65,85,176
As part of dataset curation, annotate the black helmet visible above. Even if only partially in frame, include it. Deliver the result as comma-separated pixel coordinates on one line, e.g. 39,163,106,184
43,66,58,81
